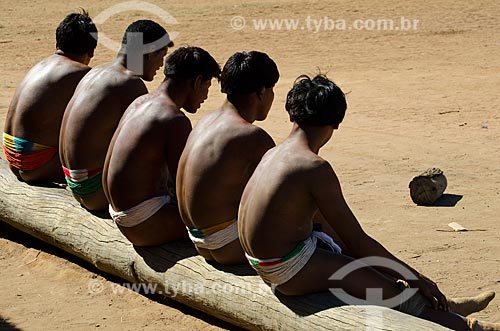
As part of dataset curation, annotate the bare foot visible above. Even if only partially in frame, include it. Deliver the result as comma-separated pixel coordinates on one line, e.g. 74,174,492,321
449,291,495,316
468,317,500,331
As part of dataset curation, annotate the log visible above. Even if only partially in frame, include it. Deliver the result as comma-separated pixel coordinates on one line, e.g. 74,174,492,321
409,168,448,205
0,159,450,331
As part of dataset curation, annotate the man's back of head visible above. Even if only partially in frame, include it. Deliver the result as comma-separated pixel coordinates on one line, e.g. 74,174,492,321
164,46,220,81
285,74,347,128
118,20,173,81
120,19,173,55
56,10,97,56
221,51,279,96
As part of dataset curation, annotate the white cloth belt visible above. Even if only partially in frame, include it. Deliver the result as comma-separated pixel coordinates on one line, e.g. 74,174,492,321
246,231,342,286
109,195,171,228
188,221,239,250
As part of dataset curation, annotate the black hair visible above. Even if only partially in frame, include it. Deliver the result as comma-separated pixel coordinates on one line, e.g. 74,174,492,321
164,46,220,81
56,10,97,54
220,51,279,95
121,20,173,52
285,74,347,126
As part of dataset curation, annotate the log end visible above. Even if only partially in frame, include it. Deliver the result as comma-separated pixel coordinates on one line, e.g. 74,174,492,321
409,169,448,205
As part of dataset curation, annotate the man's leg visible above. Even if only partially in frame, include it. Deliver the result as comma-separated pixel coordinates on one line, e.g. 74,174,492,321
19,154,65,183
207,239,247,265
313,211,495,317
419,307,500,331
312,211,349,254
276,248,496,331
78,189,109,211
278,248,406,299
118,204,188,246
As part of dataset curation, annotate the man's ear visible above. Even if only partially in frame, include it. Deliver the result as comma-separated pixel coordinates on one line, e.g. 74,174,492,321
256,86,266,100
88,48,95,59
193,75,204,89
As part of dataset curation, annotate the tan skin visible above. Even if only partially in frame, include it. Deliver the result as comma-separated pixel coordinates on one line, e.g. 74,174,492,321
239,123,478,331
4,49,93,183
176,88,276,264
103,75,213,246
60,47,167,211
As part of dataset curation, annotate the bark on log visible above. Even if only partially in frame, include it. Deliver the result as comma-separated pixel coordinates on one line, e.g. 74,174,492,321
409,168,448,205
0,159,450,331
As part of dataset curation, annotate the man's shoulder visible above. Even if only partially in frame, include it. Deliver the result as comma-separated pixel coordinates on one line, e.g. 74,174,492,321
88,62,139,82
309,153,332,169
291,151,333,174
307,156,338,184
21,56,89,84
190,109,222,134
145,94,188,120
197,108,221,123
47,54,90,74
122,76,147,92
276,153,336,191
194,109,272,142
83,64,147,93
158,108,190,127
220,112,269,138
242,124,273,144
223,121,271,146
133,99,190,130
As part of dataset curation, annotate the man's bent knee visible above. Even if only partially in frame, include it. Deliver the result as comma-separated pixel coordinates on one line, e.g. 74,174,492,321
77,190,109,211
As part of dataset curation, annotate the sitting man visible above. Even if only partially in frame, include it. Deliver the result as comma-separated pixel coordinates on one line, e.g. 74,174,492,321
239,74,499,331
103,46,220,246
60,20,173,211
176,51,279,264
3,11,97,183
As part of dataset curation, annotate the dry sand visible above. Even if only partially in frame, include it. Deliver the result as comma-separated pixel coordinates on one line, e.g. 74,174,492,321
1,0,499,329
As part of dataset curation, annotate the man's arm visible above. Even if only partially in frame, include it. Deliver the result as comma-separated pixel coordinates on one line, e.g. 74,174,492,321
121,79,148,110
312,161,448,311
164,115,192,185
251,127,276,161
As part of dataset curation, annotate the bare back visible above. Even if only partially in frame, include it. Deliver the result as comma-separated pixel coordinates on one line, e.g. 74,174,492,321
59,60,148,170
177,105,275,229
103,89,191,211
239,139,333,259
4,54,90,147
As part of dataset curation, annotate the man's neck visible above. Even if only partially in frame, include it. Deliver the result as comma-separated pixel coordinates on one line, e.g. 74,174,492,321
162,78,188,110
114,53,142,78
287,123,332,155
55,50,86,64
224,97,258,124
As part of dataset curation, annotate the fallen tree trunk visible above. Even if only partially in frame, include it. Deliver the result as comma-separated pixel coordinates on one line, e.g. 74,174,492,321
0,159,450,331
409,168,448,205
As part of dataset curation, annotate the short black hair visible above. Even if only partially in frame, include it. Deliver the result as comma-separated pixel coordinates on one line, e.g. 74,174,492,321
121,20,173,53
285,74,347,127
221,51,279,95
164,46,221,81
56,10,97,54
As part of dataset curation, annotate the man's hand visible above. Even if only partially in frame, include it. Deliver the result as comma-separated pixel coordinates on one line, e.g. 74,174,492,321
409,274,449,311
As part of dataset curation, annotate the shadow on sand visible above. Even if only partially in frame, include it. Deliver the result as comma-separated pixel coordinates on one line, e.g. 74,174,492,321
432,194,463,207
0,315,22,331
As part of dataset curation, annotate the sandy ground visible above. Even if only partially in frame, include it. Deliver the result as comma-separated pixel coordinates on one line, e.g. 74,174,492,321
1,0,499,329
